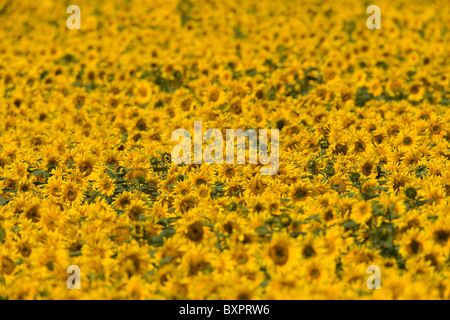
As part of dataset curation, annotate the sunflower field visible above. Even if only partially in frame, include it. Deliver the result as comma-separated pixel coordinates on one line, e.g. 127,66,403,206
0,0,450,300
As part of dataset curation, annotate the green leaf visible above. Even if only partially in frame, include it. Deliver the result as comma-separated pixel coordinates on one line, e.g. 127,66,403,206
69,250,82,257
355,87,374,107
255,226,271,235
149,234,164,247
149,227,176,247
307,214,321,222
32,169,44,176
342,220,357,228
14,259,23,266
290,232,307,238
245,69,257,77
160,256,173,266
0,226,6,244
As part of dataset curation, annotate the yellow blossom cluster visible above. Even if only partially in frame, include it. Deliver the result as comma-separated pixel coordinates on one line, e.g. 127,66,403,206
0,0,450,299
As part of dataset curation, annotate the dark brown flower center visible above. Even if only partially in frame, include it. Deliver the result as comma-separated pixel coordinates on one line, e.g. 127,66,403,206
187,223,204,242
269,244,289,266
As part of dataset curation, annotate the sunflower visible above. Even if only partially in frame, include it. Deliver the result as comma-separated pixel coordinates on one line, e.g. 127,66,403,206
386,76,403,97
422,184,446,204
290,183,311,203
351,201,372,225
126,200,148,222
75,153,97,178
180,248,211,277
117,245,152,277
103,150,123,168
247,196,267,214
350,134,370,155
40,202,64,230
94,175,116,197
268,271,299,294
322,226,345,258
428,117,446,138
151,200,170,218
422,247,445,271
263,232,298,270
172,179,192,197
61,181,85,206
1,256,16,276
389,170,410,192
42,149,63,171
360,157,377,177
403,150,421,166
321,206,338,226
427,219,450,249
113,191,134,210
223,179,244,196
11,161,28,179
204,84,226,107
407,81,425,102
173,194,199,214
134,81,153,106
265,195,281,216
229,244,254,266
214,212,244,236
177,212,213,247
397,129,418,149
302,257,332,284
17,176,34,194
246,175,267,196
126,166,149,181
221,277,261,300
155,237,185,264
217,164,237,181
299,235,325,260
125,276,154,300
397,228,429,258
329,175,347,195
185,222,205,243
340,263,370,291
196,184,210,199
188,170,211,187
